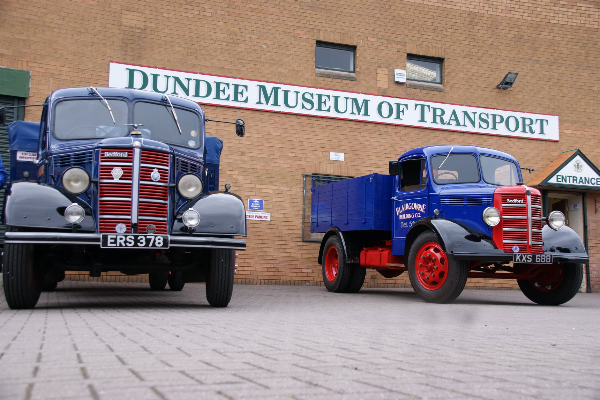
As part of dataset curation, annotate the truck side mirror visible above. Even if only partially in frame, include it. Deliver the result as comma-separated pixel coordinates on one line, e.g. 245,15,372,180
0,108,6,125
389,160,399,176
235,119,245,137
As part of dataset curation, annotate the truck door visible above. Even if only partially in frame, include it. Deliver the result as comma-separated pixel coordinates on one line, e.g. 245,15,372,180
392,157,428,255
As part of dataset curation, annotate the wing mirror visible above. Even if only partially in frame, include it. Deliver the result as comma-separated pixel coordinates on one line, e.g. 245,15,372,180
235,119,245,137
389,160,399,176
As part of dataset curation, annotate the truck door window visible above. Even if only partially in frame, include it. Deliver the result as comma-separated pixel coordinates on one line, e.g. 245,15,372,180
401,158,426,192
431,154,479,184
480,155,520,186
54,99,128,140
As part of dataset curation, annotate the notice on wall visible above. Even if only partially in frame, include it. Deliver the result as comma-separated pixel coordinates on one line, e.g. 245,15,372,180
109,62,560,141
248,199,264,211
246,211,271,221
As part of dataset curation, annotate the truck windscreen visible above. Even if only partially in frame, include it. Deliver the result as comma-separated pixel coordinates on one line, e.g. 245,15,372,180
54,99,129,140
133,102,201,149
431,154,480,184
480,155,520,186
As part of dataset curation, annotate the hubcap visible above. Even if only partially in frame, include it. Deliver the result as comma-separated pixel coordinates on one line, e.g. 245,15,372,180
415,242,448,290
530,264,564,292
324,246,339,282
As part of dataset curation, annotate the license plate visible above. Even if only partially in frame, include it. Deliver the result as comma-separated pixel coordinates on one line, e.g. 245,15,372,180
513,253,553,264
101,234,169,249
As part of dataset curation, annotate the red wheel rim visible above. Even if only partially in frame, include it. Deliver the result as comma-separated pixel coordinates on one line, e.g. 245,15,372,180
415,242,448,291
530,264,564,292
324,246,339,282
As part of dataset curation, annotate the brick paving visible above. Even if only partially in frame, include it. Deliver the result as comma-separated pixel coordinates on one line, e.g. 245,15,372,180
1,282,599,400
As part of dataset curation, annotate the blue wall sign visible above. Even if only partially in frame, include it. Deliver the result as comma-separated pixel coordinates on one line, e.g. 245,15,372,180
248,199,264,211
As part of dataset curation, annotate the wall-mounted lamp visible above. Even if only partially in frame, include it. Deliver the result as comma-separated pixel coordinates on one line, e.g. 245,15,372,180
497,72,518,90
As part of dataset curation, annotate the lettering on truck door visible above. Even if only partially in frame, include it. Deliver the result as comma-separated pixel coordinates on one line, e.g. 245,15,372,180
393,158,428,253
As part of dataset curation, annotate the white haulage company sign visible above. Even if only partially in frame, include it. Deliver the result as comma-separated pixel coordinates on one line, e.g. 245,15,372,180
109,62,560,141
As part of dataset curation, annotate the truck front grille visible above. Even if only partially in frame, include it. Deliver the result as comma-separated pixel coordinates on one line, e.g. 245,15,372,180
495,187,543,253
98,148,170,234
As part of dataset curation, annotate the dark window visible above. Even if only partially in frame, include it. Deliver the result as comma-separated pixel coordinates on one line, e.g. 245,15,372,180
407,55,443,84
401,159,427,192
315,42,355,73
431,154,479,184
133,102,201,149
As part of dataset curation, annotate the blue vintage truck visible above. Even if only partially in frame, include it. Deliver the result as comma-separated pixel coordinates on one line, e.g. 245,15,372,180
311,145,589,304
1,87,246,309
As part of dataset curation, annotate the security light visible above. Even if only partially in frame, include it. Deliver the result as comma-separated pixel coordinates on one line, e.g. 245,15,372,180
497,72,518,90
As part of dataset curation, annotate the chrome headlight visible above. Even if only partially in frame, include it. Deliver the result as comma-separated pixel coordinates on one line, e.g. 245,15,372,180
547,211,565,230
177,174,203,199
62,167,90,195
182,209,200,228
482,207,501,227
64,203,85,224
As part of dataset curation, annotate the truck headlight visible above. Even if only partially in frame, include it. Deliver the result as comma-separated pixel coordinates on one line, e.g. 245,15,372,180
482,207,501,226
547,211,565,230
62,167,90,195
182,209,200,228
177,174,203,199
64,203,85,224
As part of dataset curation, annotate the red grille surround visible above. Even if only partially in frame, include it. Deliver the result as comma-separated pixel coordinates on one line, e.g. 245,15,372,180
493,186,543,253
98,148,170,234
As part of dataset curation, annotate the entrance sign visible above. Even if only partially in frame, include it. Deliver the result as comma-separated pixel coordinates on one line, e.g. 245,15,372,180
109,62,559,141
546,154,600,189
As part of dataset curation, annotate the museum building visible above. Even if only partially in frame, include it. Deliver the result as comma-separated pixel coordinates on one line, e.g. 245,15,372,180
0,0,599,291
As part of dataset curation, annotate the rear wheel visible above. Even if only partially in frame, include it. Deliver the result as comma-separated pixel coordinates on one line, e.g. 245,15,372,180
322,236,352,293
408,231,468,303
517,263,583,305
168,271,185,291
206,249,235,307
3,228,42,309
149,272,168,290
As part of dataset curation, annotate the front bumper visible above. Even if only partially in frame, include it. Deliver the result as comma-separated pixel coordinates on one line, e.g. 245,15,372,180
4,232,246,251
452,250,589,264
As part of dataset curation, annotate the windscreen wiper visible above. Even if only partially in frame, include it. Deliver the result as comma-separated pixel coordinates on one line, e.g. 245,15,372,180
162,95,182,135
438,146,454,170
88,87,115,124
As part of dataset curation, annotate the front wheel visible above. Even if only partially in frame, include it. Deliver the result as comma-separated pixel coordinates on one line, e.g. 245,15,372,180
168,271,185,291
206,249,235,307
517,263,583,305
3,239,42,309
407,231,468,303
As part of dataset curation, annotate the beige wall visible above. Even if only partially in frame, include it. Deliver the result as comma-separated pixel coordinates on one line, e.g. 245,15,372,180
1,0,599,290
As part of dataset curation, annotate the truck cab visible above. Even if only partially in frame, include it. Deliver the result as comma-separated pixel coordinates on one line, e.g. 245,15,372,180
2,87,246,309
311,145,588,304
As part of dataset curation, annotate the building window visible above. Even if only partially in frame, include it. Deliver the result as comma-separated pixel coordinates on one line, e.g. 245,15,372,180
407,55,443,84
302,174,352,242
315,42,355,73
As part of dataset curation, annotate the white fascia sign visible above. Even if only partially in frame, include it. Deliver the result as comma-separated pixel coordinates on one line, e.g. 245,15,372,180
109,62,560,141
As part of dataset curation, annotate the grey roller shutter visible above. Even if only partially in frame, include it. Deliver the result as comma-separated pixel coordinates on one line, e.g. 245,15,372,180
0,95,25,245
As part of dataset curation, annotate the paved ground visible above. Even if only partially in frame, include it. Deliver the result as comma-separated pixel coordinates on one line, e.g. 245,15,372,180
0,282,599,400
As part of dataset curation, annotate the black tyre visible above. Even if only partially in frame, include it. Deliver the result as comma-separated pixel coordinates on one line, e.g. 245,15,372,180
344,264,366,293
148,272,169,291
206,249,235,307
168,271,185,291
517,263,583,305
3,236,42,309
407,231,468,303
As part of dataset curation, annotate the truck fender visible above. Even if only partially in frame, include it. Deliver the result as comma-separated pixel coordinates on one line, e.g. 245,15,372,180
317,228,362,265
542,225,587,255
405,218,497,257
173,192,247,236
3,181,95,231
